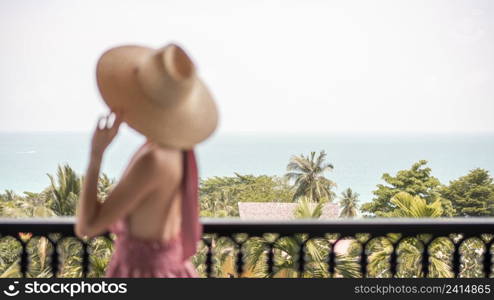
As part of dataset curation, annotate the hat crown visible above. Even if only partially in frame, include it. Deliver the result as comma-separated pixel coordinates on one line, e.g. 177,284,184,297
136,44,196,107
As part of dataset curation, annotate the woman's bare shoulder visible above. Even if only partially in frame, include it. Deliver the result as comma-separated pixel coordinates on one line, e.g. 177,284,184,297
133,145,183,182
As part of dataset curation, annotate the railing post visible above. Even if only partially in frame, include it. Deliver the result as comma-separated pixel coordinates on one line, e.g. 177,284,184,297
81,240,90,278
19,238,28,278
297,237,308,278
267,240,275,277
49,237,60,277
389,239,398,277
203,235,214,278
328,239,338,278
360,239,369,278
483,240,493,278
422,240,431,278
233,235,246,278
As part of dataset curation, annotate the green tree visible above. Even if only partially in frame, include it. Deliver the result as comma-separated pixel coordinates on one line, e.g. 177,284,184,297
0,190,17,202
440,169,494,216
293,196,323,219
383,192,443,218
339,188,359,218
46,164,81,216
285,150,336,203
361,160,454,217
199,174,294,217
0,191,56,218
97,173,115,201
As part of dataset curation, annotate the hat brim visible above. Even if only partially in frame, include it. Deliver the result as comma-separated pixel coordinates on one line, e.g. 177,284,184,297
96,45,218,149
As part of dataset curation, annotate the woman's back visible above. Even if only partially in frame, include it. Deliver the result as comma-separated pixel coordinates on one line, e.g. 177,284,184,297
122,143,183,243
105,148,202,278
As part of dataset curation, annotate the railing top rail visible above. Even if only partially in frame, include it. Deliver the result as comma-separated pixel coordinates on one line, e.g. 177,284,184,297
0,217,493,236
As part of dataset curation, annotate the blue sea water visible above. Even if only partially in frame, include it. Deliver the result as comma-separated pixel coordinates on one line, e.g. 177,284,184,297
1,130,493,203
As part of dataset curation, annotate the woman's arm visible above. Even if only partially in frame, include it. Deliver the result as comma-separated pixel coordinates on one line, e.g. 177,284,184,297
75,112,181,239
75,112,122,238
75,150,164,239
75,152,103,238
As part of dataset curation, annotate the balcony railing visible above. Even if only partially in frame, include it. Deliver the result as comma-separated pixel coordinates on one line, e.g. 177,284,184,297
0,218,493,278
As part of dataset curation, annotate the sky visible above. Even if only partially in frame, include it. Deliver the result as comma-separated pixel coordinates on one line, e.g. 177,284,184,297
0,0,493,134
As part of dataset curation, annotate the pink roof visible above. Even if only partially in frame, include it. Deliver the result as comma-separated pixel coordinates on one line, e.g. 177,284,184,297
238,202,340,220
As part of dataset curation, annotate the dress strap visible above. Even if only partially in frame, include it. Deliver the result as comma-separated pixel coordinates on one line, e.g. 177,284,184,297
180,150,203,261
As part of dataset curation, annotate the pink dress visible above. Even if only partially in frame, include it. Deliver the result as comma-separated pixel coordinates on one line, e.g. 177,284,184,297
105,150,203,278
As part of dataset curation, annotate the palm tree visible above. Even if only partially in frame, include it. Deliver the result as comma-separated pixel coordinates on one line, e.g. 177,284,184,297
339,188,359,218
364,192,453,278
285,150,336,202
384,192,443,218
0,190,17,202
242,234,331,278
293,196,323,219
97,173,115,201
46,164,81,216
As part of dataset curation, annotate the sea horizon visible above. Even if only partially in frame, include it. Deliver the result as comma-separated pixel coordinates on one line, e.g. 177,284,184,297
1,130,493,204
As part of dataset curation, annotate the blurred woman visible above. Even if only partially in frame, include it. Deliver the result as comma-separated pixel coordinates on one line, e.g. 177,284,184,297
75,43,218,277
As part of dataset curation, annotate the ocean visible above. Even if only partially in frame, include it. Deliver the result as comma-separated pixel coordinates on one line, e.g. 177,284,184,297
1,130,493,203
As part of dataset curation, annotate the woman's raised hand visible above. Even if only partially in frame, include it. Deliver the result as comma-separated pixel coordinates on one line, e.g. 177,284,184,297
91,111,123,158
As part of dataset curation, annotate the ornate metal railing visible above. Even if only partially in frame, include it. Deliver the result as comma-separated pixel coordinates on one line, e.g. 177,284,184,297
0,218,493,278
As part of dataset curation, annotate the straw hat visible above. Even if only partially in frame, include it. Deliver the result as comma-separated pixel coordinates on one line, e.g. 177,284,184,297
96,43,218,149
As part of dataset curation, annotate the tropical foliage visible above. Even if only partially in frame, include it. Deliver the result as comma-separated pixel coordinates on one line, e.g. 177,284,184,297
1,155,493,278
285,150,336,202
293,196,323,219
440,168,494,216
339,188,359,218
0,165,114,278
361,160,455,217
199,174,294,217
47,164,81,216
383,192,443,218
